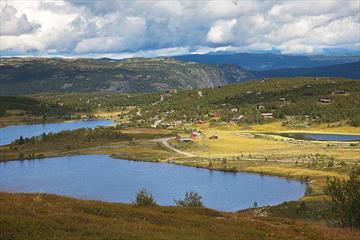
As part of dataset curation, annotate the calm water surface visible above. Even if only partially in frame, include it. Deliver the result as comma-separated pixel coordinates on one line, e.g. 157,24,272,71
0,120,114,145
0,154,305,211
302,133,360,141
279,133,360,141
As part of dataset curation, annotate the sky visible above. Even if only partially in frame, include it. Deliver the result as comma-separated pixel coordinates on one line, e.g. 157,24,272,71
0,0,359,58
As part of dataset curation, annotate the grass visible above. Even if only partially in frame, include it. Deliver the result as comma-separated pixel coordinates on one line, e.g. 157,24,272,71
1,192,359,240
168,123,360,193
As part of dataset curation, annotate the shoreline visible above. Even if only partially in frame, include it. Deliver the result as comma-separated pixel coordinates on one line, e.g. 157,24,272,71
0,153,306,213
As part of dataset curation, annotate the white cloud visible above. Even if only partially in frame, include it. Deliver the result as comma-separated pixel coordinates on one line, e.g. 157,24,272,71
207,19,237,44
74,16,146,53
0,4,40,36
0,0,359,56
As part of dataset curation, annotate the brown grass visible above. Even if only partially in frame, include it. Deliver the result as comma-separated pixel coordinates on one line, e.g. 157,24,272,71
1,192,359,240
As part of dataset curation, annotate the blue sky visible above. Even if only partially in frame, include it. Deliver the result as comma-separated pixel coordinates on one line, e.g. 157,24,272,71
1,0,359,58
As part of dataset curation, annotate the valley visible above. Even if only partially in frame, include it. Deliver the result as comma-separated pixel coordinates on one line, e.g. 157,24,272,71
0,66,359,240
2,1,360,239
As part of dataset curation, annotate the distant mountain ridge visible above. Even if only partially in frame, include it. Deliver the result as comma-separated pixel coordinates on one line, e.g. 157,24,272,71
0,57,358,96
174,52,360,71
0,57,253,95
252,61,360,79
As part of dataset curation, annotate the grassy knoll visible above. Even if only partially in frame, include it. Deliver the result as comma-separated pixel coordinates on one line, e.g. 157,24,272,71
1,192,358,240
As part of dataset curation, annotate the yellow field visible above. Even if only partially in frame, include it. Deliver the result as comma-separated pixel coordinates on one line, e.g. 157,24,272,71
187,127,359,163
194,121,360,134
168,122,360,192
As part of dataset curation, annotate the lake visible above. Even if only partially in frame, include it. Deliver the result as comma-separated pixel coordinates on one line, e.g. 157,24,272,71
0,120,114,146
0,154,305,211
279,133,360,141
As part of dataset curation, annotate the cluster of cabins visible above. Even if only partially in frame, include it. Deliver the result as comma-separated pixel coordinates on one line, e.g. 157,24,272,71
144,88,349,128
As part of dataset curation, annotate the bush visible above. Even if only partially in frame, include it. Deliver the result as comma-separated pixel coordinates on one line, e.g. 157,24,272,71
305,185,314,195
324,166,360,228
350,117,360,127
133,188,157,207
174,191,204,208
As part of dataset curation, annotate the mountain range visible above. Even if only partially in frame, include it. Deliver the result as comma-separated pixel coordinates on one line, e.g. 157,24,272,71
174,52,360,70
0,54,359,95
0,57,253,95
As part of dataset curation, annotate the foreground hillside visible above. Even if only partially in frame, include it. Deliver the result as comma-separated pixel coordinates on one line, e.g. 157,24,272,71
0,57,252,95
0,192,358,240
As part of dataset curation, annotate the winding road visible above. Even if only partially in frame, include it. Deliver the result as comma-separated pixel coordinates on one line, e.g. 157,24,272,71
152,137,196,157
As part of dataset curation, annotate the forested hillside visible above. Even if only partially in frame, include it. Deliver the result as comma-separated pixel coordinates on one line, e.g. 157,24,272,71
34,77,360,126
0,96,74,118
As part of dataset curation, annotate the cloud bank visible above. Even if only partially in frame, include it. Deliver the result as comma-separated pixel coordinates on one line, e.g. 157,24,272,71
0,0,359,57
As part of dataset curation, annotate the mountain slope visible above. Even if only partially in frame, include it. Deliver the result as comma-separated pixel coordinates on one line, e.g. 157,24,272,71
252,61,360,79
0,57,253,95
174,52,360,70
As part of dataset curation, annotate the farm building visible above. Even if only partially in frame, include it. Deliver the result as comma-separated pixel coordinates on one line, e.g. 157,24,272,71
191,131,201,138
319,98,332,104
178,137,194,143
261,112,274,118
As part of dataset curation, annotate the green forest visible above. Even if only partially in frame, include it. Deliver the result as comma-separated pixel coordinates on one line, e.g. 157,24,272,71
2,77,359,126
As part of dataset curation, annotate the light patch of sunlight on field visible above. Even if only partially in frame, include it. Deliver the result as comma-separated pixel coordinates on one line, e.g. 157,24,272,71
184,126,360,163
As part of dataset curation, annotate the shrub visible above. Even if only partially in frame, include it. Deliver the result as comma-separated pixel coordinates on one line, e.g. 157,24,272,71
133,188,157,207
305,185,314,195
350,117,360,127
174,191,204,208
324,166,360,228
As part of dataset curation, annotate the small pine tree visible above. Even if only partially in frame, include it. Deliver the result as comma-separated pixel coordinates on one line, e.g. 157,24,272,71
133,188,157,207
17,136,25,145
174,191,204,208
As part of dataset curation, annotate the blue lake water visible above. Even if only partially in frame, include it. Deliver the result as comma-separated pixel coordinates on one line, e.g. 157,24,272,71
0,120,114,145
279,133,360,141
0,154,305,211
302,133,360,141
